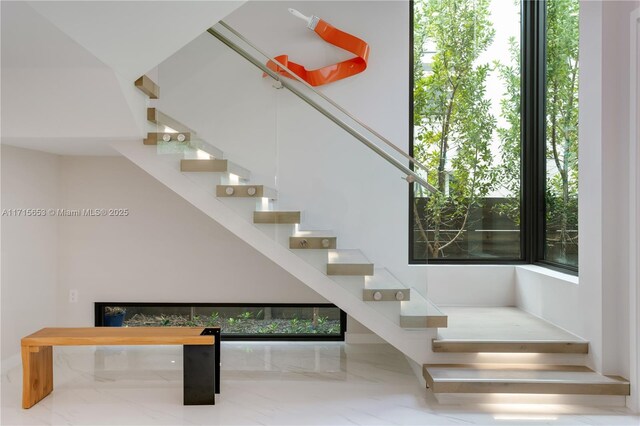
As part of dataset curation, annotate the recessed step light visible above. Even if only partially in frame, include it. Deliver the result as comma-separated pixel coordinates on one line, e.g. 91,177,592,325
422,363,630,395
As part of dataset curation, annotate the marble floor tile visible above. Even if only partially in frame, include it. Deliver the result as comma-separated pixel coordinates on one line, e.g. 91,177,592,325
2,342,638,425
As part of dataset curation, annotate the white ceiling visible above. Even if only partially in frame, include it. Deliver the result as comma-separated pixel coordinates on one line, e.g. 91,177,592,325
27,1,245,83
1,1,106,69
1,1,245,155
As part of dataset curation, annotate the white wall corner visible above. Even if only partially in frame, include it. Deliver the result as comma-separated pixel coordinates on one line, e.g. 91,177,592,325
627,4,640,414
578,0,604,374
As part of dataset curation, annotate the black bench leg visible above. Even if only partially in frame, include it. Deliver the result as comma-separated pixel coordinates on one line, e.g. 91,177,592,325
183,345,215,405
213,328,221,394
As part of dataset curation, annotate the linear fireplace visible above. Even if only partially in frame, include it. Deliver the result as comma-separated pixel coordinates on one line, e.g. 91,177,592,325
95,302,346,341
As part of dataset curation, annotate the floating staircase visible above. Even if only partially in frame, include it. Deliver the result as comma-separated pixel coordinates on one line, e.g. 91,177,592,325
121,75,446,366
128,74,630,403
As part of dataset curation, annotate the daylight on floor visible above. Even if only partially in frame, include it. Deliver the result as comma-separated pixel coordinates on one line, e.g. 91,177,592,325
1,1,640,425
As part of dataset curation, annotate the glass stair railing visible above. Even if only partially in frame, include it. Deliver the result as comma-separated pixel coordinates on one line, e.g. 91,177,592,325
134,18,446,337
207,21,436,194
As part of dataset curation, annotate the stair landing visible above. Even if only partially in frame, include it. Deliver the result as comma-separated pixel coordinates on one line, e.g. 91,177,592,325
433,307,588,353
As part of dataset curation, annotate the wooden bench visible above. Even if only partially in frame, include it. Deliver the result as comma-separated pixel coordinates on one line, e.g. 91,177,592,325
21,327,220,409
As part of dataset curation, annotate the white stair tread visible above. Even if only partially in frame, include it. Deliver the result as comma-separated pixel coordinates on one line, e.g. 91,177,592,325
401,291,445,317
365,268,405,290
436,307,587,342
424,365,629,386
327,249,370,264
292,230,335,238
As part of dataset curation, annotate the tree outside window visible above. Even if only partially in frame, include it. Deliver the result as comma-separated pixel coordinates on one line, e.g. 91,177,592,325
411,0,579,270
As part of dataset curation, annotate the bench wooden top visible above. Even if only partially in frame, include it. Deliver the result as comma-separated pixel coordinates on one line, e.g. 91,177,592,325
21,327,214,347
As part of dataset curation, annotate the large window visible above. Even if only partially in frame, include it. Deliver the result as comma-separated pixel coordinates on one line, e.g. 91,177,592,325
411,0,579,272
544,0,579,269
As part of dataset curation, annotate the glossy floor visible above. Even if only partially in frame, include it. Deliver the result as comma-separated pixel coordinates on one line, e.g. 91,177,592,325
1,342,638,425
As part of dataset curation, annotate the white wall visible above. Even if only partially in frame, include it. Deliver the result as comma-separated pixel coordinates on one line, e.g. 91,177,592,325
0,2,142,156
28,1,245,83
630,5,640,413
600,0,639,381
516,266,582,338
1,145,59,366
154,0,517,303
56,156,325,326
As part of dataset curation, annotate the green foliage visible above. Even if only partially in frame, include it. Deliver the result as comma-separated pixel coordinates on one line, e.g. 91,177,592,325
237,311,253,321
207,311,220,326
258,323,279,334
495,25,521,223
413,0,579,263
185,314,200,327
413,0,497,258
544,0,579,265
497,0,579,265
158,315,171,327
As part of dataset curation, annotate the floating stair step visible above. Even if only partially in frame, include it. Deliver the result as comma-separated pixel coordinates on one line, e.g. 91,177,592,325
147,108,195,134
363,268,410,301
433,307,588,353
422,364,630,395
144,132,191,145
326,249,373,276
216,185,276,199
134,75,159,99
180,159,250,180
253,211,301,224
432,339,588,354
290,231,337,249
400,292,447,328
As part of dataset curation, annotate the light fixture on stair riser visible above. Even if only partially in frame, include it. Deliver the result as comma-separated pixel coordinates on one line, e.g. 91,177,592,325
373,291,382,301
225,187,235,195
321,239,330,248
162,134,172,142
395,291,405,301
299,239,308,248
247,187,257,196
177,134,186,142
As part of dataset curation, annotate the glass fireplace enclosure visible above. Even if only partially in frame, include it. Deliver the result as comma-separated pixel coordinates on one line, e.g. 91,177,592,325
95,303,346,341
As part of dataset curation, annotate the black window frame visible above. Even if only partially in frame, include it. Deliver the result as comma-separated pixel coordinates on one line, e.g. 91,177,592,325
409,0,578,275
